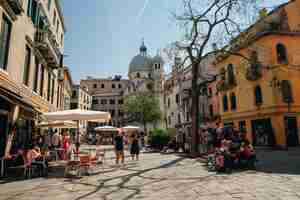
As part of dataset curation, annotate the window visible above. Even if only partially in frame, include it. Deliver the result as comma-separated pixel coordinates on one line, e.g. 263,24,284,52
92,99,99,105
48,0,52,10
208,88,213,97
72,90,77,98
178,114,181,124
27,0,38,24
168,116,171,125
254,85,263,105
118,99,123,105
136,72,140,78
110,99,115,105
227,64,235,85
51,78,55,104
40,65,45,96
53,11,56,25
167,98,171,108
209,105,214,118
281,80,293,103
112,84,115,89
158,63,161,69
0,15,11,70
56,20,59,33
33,58,39,92
148,73,151,78
223,95,228,112
118,84,122,89
23,46,31,86
239,121,247,133
230,92,237,110
175,94,180,104
93,84,97,88
47,70,51,101
61,34,64,46
118,110,123,117
276,43,288,63
101,99,107,105
70,103,78,109
101,84,105,88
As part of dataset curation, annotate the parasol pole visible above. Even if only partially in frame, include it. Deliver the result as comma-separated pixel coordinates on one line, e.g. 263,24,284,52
76,120,80,154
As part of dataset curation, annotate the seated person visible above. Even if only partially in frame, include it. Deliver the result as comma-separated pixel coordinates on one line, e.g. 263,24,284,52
27,146,48,176
239,140,256,169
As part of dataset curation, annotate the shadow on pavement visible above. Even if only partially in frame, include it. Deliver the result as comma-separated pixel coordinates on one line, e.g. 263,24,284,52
254,147,300,175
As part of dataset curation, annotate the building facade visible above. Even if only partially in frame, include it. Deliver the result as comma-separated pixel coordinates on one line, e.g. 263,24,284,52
63,67,73,110
0,0,66,157
80,76,130,127
213,0,300,148
70,85,92,134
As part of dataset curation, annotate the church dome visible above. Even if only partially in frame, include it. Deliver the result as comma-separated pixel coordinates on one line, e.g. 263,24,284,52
129,40,153,74
129,54,152,74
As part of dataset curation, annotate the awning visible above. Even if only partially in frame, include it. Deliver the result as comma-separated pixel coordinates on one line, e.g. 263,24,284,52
0,86,37,113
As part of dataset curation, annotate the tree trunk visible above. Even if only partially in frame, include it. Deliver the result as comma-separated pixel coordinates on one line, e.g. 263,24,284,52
191,62,199,155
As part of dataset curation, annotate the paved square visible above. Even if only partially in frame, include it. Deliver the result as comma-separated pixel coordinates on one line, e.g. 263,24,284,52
0,149,300,200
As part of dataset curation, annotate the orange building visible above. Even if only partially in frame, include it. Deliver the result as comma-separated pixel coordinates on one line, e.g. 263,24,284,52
213,0,300,148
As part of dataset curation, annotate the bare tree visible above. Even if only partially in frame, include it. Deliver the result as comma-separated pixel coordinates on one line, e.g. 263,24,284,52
165,0,260,155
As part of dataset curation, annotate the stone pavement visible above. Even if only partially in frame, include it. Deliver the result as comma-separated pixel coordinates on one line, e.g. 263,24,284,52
0,148,300,200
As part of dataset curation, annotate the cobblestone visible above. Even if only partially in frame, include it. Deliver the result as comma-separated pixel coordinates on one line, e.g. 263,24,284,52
0,148,300,200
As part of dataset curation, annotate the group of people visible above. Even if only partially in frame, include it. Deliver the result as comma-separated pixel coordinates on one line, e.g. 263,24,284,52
113,131,142,165
204,123,257,172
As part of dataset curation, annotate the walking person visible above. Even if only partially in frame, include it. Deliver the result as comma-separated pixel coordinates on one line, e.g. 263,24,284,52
130,134,140,161
114,131,125,166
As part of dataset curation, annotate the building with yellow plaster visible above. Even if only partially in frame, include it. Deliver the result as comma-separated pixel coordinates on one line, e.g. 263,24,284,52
214,0,300,148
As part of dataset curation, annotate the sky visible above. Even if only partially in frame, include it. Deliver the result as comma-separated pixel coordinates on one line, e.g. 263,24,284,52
61,0,288,83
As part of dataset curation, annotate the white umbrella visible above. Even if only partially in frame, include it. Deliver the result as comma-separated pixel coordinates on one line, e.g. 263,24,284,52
43,109,111,122
43,109,111,152
122,126,140,131
95,126,118,132
38,120,77,128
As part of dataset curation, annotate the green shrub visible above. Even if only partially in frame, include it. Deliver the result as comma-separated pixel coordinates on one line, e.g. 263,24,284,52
150,129,170,150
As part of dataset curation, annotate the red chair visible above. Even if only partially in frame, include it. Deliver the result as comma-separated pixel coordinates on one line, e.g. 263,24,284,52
78,155,91,176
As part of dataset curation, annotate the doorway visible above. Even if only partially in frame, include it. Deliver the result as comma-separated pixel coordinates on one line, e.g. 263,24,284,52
251,118,275,146
284,116,299,147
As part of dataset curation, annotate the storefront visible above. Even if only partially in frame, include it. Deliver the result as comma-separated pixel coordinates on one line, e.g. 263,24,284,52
0,86,37,157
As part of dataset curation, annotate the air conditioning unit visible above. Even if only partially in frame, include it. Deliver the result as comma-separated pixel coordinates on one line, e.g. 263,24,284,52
57,68,64,81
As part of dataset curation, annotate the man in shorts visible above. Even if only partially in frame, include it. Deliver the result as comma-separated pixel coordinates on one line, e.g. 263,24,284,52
114,132,125,165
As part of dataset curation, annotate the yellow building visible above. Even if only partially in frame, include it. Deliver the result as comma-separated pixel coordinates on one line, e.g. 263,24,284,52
214,0,300,148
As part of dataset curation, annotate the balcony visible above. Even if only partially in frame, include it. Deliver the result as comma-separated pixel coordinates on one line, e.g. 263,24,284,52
35,29,61,68
1,0,23,19
246,63,263,81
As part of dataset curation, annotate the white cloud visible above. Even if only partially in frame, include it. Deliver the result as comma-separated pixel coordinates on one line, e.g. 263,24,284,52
137,0,150,21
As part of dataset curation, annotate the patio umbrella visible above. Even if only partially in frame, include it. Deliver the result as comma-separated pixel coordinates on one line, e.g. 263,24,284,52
43,109,110,122
94,126,118,132
122,126,140,131
43,109,111,152
37,120,77,128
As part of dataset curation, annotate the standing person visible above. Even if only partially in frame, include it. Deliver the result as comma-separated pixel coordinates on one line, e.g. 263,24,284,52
130,134,140,161
114,131,125,165
62,132,70,160
51,130,61,149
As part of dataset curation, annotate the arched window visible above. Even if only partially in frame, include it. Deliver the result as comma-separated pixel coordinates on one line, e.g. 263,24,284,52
230,92,237,110
136,72,140,78
281,80,293,103
227,64,235,85
223,95,228,112
255,85,263,105
276,43,288,63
